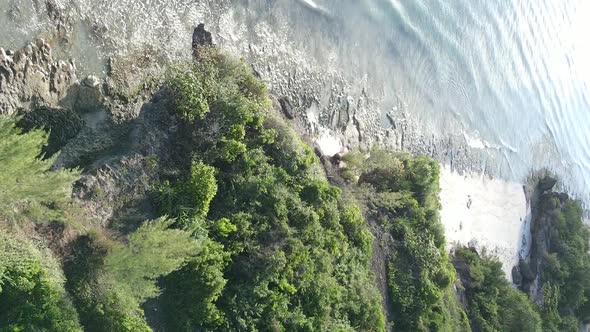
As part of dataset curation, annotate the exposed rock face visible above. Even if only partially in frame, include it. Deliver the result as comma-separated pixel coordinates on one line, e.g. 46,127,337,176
452,246,480,288
0,40,76,115
538,176,557,192
511,265,523,285
75,75,104,112
16,105,85,157
192,23,213,59
278,96,295,119
0,40,171,229
518,257,535,281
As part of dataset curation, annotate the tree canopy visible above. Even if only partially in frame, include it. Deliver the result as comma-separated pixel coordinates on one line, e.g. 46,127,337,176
0,116,79,221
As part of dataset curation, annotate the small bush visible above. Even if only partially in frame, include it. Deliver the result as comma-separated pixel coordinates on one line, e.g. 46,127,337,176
0,116,80,221
453,247,542,332
0,233,82,331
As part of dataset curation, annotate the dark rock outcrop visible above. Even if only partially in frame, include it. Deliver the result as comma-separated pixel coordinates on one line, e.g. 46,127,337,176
538,176,557,192
519,176,567,304
518,258,535,281
17,105,85,158
278,96,295,119
452,247,479,289
0,40,169,229
0,40,77,115
511,265,523,285
192,23,213,59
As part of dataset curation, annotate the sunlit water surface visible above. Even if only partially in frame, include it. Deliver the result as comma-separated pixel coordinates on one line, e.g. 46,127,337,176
1,0,589,205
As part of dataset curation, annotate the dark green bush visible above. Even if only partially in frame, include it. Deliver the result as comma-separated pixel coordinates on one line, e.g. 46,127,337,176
537,196,590,330
453,247,542,332
0,233,82,332
155,49,385,331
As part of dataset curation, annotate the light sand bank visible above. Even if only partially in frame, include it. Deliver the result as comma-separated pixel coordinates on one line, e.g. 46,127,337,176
439,166,529,277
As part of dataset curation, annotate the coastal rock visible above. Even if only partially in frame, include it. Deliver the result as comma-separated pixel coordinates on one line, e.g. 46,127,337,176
278,96,295,119
519,180,566,302
0,40,76,115
0,37,170,229
192,23,213,59
538,176,557,192
82,75,100,88
75,75,104,112
329,96,352,130
16,105,85,158
511,265,523,285
519,258,535,281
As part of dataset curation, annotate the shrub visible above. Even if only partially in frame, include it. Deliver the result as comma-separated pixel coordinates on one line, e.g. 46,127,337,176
155,160,218,227
0,233,82,331
155,50,384,331
537,196,590,329
104,217,201,305
64,217,198,332
0,116,79,221
453,247,542,332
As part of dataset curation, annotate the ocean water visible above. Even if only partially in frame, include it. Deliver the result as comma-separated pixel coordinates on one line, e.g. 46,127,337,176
1,0,589,204
351,0,590,203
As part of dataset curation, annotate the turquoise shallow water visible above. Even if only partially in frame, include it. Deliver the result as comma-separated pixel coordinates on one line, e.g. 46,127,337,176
321,0,590,202
1,0,589,204
385,0,590,199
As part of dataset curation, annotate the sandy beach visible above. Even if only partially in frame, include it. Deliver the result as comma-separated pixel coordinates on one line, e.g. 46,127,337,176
439,166,529,277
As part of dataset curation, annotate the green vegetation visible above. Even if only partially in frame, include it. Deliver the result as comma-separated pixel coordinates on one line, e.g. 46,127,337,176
65,218,197,331
103,217,200,306
1,44,589,332
0,116,79,222
0,112,200,331
155,48,384,331
64,232,153,332
343,150,464,331
155,161,218,227
453,247,542,332
0,233,82,331
535,195,590,331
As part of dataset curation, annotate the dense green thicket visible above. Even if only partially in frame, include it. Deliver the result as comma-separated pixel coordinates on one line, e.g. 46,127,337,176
0,233,82,331
64,218,197,331
0,116,79,222
154,48,384,331
0,116,83,331
453,247,542,332
2,44,588,332
64,232,152,332
536,195,590,331
343,150,465,331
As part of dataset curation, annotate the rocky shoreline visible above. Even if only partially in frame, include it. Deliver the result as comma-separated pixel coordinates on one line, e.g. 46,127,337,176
0,0,496,179
0,2,533,281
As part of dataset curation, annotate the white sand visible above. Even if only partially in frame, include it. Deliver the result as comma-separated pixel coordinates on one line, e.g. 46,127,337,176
306,126,528,278
439,166,529,277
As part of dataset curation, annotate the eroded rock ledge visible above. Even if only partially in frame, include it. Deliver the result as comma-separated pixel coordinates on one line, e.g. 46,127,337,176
0,40,76,114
